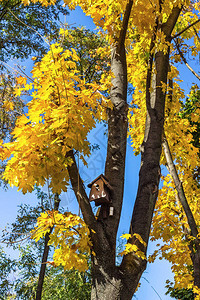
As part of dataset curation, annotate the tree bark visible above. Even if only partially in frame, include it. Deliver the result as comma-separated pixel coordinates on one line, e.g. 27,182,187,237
35,229,53,300
120,5,181,293
35,194,61,300
175,40,200,81
89,40,129,299
193,253,200,288
67,4,182,300
163,136,199,238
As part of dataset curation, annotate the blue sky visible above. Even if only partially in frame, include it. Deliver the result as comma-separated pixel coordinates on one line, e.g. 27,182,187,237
0,4,199,300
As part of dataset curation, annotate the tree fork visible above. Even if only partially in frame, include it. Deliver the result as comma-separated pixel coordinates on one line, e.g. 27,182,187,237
89,2,132,299
120,6,182,295
66,4,181,300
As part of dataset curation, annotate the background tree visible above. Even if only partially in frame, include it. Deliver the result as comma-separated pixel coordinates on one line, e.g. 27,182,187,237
0,0,68,183
0,188,91,300
0,246,16,299
0,72,24,187
0,0,68,62
1,25,108,300
149,84,200,297
166,286,194,300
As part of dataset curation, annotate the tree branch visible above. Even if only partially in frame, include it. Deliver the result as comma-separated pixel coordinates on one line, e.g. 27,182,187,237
159,0,164,13
120,4,182,284
162,6,182,37
162,135,199,238
117,0,133,51
175,40,200,81
168,67,173,103
0,1,21,22
163,135,200,288
172,18,200,40
66,150,97,233
193,27,200,42
146,18,159,112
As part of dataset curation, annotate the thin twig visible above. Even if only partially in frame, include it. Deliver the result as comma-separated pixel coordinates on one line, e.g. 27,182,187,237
0,60,33,81
193,27,200,42
0,228,30,235
142,277,163,300
172,18,200,40
17,64,34,82
7,8,50,46
0,235,31,244
175,40,200,81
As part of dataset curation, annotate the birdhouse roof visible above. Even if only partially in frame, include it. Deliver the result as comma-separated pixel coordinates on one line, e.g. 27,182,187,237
88,174,112,190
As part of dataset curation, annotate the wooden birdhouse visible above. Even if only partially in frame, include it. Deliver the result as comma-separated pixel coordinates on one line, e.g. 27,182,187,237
88,174,112,207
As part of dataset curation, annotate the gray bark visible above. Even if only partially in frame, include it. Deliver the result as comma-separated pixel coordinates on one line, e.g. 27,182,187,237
163,135,200,289
175,40,200,81
90,39,129,299
163,136,199,238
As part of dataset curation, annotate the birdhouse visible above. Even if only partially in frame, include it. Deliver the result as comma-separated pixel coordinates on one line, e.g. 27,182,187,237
88,174,112,207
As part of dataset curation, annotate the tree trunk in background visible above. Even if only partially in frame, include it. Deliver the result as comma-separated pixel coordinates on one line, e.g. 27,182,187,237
163,136,200,291
35,194,60,300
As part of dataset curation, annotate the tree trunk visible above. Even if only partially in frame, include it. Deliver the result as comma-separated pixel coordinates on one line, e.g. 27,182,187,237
90,250,147,300
103,43,128,245
67,5,182,300
35,230,52,300
91,253,143,300
35,194,60,300
190,250,200,289
91,252,121,300
90,40,128,299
